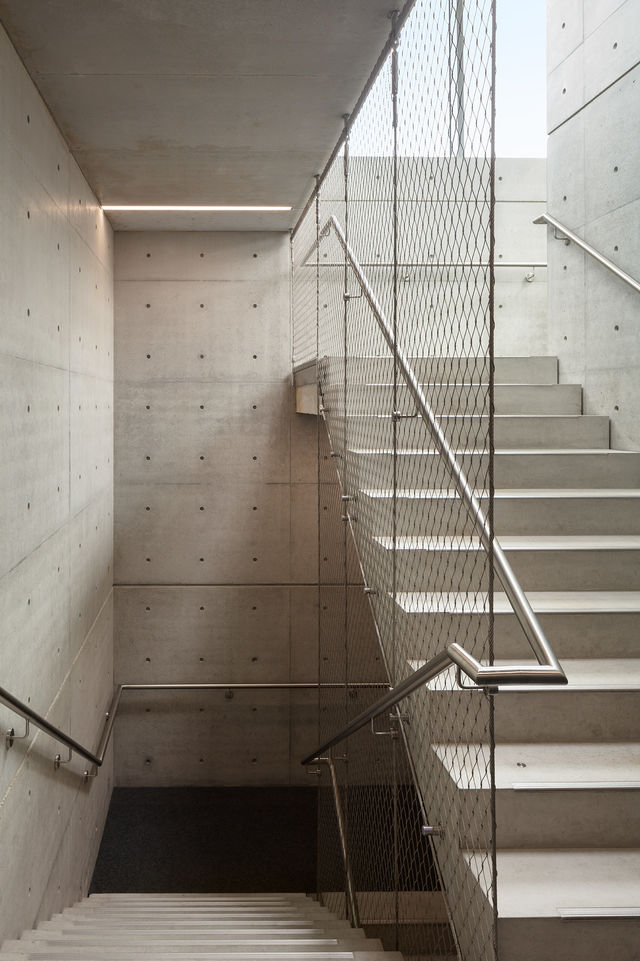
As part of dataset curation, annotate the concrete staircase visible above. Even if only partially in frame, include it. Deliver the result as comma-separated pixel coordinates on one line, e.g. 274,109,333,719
320,354,640,961
0,895,402,961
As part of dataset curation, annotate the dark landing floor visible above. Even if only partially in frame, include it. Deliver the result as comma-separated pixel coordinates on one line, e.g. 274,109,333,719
90,787,317,893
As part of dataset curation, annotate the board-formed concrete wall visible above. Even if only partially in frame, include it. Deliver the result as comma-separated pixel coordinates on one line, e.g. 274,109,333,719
113,232,319,786
0,24,114,943
546,0,640,449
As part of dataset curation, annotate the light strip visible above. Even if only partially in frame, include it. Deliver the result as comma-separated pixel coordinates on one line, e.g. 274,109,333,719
102,204,292,212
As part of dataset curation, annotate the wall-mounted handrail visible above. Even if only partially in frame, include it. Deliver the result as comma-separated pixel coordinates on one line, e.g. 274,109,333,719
1,680,388,779
534,213,640,295
305,214,567,689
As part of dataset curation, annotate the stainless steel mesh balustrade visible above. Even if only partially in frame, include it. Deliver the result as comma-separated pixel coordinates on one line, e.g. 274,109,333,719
293,2,497,959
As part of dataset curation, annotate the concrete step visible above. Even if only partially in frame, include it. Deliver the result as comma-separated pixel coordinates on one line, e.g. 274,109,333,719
358,488,640,535
5,941,370,961
337,413,609,449
322,382,582,415
465,849,640,961
57,911,337,922
432,742,640,848
319,355,559,384
10,939,384,954
394,590,640,658
71,893,313,901
347,448,640,488
39,923,359,935
35,931,366,942
409,659,640,741
84,895,312,900
373,534,640,591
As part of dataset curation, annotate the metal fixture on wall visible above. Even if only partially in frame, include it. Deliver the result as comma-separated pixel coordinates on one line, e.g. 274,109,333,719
1,681,388,780
534,213,640,295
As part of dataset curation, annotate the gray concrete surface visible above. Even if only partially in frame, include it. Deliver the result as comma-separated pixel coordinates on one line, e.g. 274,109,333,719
0,0,396,229
113,231,319,786
0,22,114,946
294,158,549,367
546,0,640,449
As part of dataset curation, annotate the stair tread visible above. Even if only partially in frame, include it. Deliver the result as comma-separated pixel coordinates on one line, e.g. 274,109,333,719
396,589,640,614
409,658,640,691
351,447,635,455
376,534,640,550
433,742,640,789
362,488,640,499
331,382,575,388
464,849,640,918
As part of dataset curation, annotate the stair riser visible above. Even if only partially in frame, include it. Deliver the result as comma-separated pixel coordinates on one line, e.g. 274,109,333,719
495,788,640,848
419,690,640,742
55,909,336,924
3,945,370,956
322,383,582,415
495,691,640,742
360,495,640,535
349,451,640,488
35,933,364,942
48,921,352,928
337,415,608,449
448,788,640,849
498,916,640,961
15,942,380,954
397,611,640,659
320,356,558,384
383,547,640,591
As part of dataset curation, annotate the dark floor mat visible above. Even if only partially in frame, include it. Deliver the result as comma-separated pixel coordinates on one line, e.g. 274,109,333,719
90,786,317,893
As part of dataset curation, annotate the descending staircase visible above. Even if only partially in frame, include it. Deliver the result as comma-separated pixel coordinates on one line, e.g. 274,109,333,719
319,354,640,961
0,895,402,961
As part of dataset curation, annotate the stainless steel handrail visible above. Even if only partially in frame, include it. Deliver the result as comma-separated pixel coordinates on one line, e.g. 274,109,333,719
303,652,452,765
302,647,569,766
314,756,361,928
306,214,566,687
535,213,640,295
1,680,388,778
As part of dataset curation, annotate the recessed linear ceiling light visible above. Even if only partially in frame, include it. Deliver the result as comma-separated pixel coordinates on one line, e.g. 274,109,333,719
101,205,292,212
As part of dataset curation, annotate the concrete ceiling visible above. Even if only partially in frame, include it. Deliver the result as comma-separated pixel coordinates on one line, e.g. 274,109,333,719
0,0,393,230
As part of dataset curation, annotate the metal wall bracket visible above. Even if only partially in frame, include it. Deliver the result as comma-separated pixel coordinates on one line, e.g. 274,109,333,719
54,746,72,770
364,587,378,596
5,719,30,750
422,824,443,837
454,666,499,696
370,712,409,737
343,292,363,301
83,765,98,783
391,411,418,421
552,228,571,246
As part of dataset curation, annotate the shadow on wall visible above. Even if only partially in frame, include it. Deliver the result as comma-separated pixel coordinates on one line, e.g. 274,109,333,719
90,787,317,892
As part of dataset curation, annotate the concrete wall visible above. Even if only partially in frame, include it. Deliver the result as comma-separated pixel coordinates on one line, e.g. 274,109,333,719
0,25,114,942
293,157,547,367
113,232,318,787
547,0,640,448
494,158,548,356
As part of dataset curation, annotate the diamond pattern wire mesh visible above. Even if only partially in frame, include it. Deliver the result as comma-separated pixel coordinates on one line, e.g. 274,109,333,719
294,2,496,959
